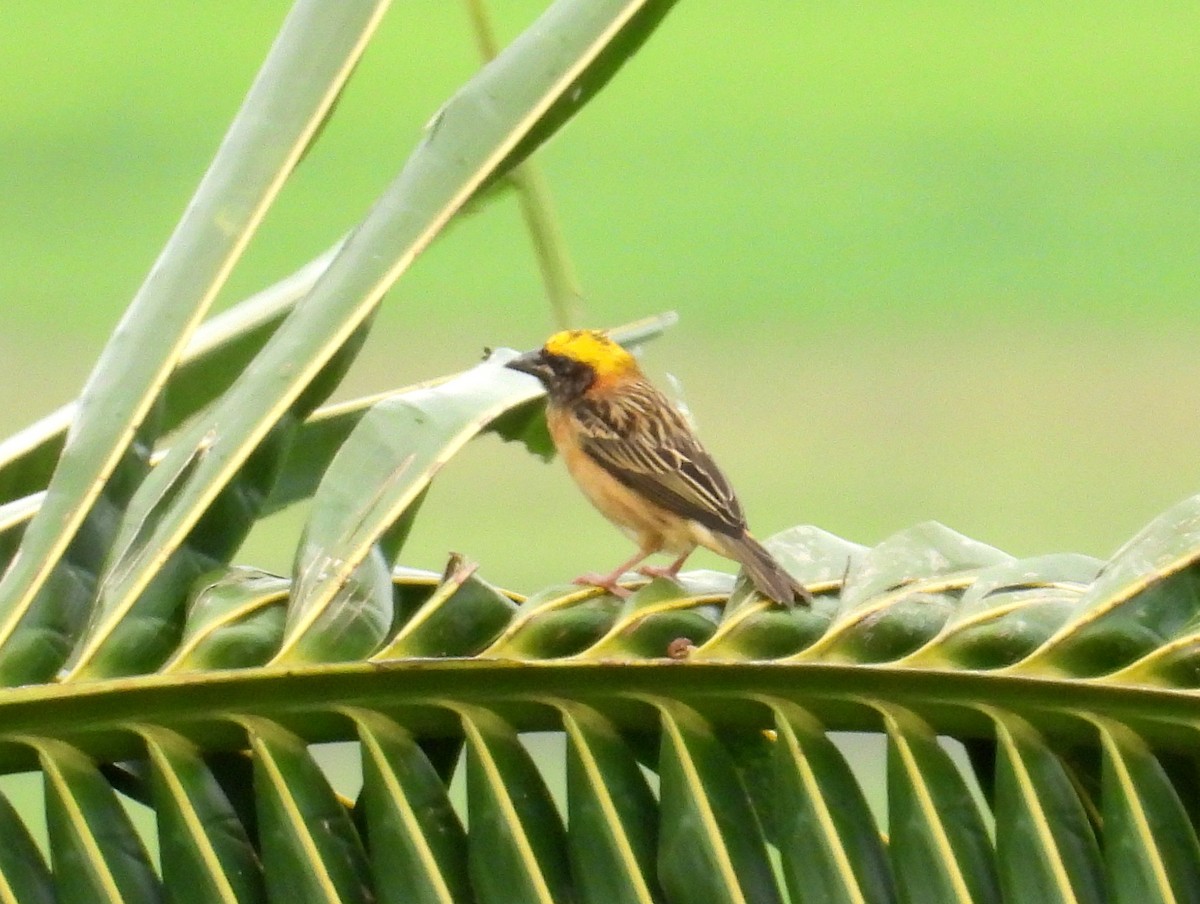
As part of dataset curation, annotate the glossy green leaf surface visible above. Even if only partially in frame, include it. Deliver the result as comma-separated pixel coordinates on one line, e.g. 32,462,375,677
65,0,683,689
484,585,624,659
1097,719,1200,903
562,704,662,904
162,567,290,673
38,739,162,903
0,1,388,687
577,576,725,660
657,702,781,904
143,727,266,904
1019,495,1200,678
768,701,896,904
279,353,543,664
352,709,469,904
247,718,371,904
0,789,52,904
989,710,1102,904
883,707,999,904
65,323,368,681
372,556,518,660
462,707,574,904
839,522,1011,607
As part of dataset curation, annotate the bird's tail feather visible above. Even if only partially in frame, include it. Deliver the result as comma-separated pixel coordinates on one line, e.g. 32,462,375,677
718,532,812,607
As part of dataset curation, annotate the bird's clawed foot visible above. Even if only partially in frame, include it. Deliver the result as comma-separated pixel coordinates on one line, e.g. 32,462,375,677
637,551,690,582
573,572,633,599
636,563,681,580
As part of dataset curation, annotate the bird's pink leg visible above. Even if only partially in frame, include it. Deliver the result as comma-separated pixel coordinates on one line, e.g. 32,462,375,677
638,549,693,580
574,548,656,599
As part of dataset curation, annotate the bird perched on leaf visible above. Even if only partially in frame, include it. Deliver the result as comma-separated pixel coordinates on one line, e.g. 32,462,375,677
506,329,810,607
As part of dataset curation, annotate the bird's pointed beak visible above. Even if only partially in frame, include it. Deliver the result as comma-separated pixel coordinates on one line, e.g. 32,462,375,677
505,348,553,385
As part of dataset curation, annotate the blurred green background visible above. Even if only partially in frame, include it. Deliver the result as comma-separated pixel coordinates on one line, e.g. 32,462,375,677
3,0,1200,594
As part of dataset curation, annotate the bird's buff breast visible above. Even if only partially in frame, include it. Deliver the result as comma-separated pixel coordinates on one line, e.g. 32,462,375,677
547,407,704,555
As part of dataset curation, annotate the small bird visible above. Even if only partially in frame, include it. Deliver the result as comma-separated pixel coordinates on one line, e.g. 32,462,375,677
506,330,811,607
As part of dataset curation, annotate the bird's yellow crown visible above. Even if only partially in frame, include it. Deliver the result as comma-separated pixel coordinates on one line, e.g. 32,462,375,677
544,329,639,379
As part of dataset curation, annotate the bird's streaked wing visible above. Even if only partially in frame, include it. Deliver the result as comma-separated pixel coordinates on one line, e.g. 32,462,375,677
574,380,745,535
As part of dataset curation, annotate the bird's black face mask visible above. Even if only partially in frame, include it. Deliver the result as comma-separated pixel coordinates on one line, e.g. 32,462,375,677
506,348,594,404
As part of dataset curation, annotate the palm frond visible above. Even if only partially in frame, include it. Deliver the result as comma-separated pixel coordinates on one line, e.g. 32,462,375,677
2,1,1196,901
0,499,1194,898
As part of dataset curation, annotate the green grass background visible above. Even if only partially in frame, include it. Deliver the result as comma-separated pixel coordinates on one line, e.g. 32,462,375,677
3,0,1200,593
